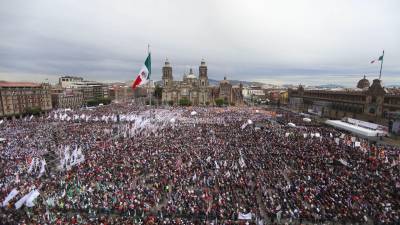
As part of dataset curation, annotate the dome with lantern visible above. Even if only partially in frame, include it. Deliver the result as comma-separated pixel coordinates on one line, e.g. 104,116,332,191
357,75,370,89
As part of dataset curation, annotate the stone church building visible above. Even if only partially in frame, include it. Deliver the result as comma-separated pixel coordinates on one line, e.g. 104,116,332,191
161,59,243,106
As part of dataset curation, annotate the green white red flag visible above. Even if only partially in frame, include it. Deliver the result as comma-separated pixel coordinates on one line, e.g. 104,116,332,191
370,52,384,64
132,53,151,89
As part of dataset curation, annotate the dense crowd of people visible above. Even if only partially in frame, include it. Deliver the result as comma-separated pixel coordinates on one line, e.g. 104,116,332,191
0,104,399,224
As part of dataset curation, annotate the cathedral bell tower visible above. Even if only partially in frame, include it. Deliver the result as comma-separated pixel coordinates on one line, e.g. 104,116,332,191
162,58,173,87
199,59,208,87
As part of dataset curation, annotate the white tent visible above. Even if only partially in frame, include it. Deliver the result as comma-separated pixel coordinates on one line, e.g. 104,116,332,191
303,118,311,122
190,111,197,116
288,123,296,127
325,120,388,137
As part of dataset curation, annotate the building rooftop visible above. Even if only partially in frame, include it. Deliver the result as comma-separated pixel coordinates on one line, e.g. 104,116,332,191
60,76,83,79
0,81,42,88
386,88,400,96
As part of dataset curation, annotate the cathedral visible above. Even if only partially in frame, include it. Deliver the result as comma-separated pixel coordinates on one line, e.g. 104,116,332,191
161,59,243,106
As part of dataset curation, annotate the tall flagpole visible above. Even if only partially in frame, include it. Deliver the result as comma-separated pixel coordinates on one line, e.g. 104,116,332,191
147,44,152,107
379,50,384,80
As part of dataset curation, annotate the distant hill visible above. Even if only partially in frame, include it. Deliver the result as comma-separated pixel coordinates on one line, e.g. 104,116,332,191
386,84,400,88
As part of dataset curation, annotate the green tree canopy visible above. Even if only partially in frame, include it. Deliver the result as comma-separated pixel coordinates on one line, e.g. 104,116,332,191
179,98,191,106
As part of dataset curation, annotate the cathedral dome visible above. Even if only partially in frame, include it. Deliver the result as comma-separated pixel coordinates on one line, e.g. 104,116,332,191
357,75,370,89
200,58,206,66
164,58,171,67
220,76,230,84
186,68,196,79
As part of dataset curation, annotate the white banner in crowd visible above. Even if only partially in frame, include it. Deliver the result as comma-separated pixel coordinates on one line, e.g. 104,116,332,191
2,188,19,207
15,190,34,209
239,156,246,168
335,138,340,145
15,189,40,209
215,161,220,170
27,158,35,174
238,212,252,220
339,159,349,167
25,190,40,207
38,159,46,178
58,146,85,171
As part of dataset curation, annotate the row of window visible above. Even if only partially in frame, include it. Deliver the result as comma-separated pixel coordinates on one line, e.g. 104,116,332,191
304,93,366,102
1,91,49,95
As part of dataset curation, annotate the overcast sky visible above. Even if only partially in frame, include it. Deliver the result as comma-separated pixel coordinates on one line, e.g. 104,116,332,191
0,0,399,86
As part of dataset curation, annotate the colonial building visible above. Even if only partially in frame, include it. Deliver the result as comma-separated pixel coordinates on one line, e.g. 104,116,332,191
51,87,84,109
58,76,109,103
209,77,244,106
109,84,134,103
161,59,243,105
0,81,52,118
288,76,400,126
59,76,84,88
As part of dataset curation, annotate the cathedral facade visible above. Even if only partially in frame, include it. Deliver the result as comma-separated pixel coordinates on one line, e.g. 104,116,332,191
161,59,243,106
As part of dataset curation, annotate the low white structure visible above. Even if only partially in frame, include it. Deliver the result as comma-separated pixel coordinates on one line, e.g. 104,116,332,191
325,120,388,137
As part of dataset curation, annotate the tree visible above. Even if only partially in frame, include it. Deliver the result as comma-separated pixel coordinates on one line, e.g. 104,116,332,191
24,107,42,116
179,98,191,106
87,97,112,107
224,99,229,105
215,98,224,107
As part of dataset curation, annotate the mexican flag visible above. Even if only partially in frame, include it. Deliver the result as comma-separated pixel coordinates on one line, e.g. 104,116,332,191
370,51,384,64
132,53,151,89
